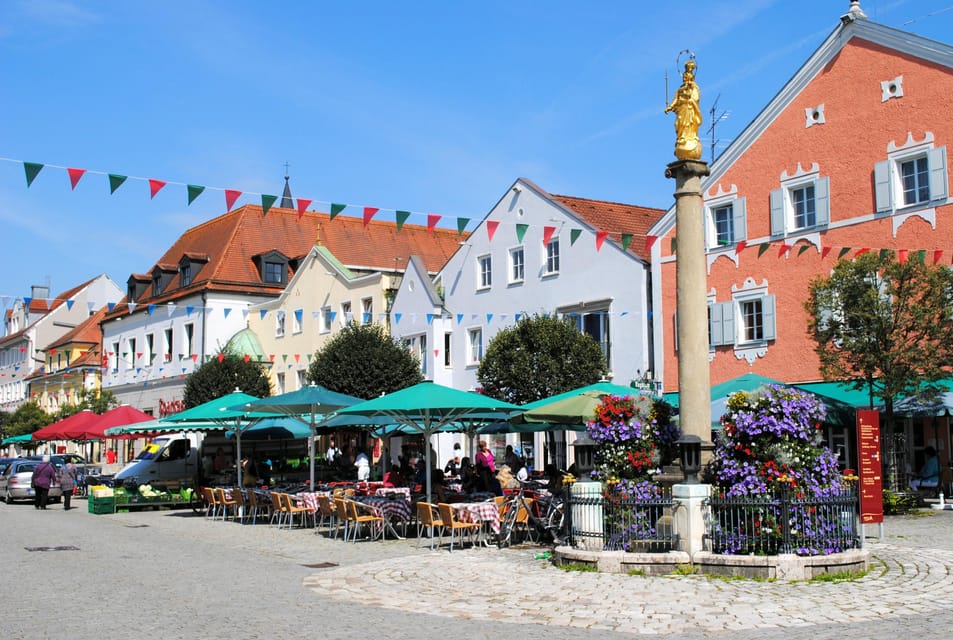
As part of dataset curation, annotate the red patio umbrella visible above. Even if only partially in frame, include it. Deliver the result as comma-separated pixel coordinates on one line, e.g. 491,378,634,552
31,410,98,441
63,405,155,440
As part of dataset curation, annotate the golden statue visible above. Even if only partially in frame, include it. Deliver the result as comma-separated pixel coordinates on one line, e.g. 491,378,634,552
665,59,702,160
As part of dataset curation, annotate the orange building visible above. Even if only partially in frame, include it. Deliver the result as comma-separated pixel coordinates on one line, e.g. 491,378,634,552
650,4,952,395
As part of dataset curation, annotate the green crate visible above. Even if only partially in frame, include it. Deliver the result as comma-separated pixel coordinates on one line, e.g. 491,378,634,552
88,497,115,515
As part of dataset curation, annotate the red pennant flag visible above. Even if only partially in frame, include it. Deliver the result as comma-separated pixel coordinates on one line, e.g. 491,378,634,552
225,189,242,210
243,354,251,363
542,225,556,246
821,245,833,260
486,220,500,242
735,240,747,255
934,250,944,265
433,349,440,359
897,249,908,265
645,235,658,253
148,179,167,199
269,354,275,362
778,243,791,257
427,214,441,234
363,207,379,227
191,354,198,362
217,353,225,362
294,354,301,363
67,168,86,190
595,230,609,251
854,248,871,257
296,198,312,219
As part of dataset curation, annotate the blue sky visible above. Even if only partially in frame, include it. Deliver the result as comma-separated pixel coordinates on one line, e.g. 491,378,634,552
1,0,951,307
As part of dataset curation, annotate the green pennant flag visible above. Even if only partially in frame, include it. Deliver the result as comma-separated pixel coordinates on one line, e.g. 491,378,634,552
879,248,891,260
330,203,346,220
108,174,127,194
457,217,470,235
621,233,633,251
187,184,205,205
838,247,851,259
797,244,811,256
261,194,277,216
515,223,529,243
916,249,926,264
671,237,678,254
395,210,411,231
758,242,771,257
570,229,582,246
24,162,43,187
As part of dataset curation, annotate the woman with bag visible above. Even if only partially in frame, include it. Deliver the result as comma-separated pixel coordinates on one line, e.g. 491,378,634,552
59,460,78,510
31,455,57,510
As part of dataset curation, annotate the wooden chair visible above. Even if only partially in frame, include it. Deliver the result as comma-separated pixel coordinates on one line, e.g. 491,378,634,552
246,489,270,525
214,488,239,521
332,497,351,541
201,486,219,519
230,488,249,524
437,503,479,552
416,501,444,550
514,497,536,543
316,494,336,535
280,493,312,529
270,491,286,528
346,500,383,542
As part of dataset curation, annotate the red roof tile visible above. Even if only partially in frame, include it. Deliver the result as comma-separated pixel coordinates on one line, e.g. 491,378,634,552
45,306,108,350
27,277,97,314
550,194,665,262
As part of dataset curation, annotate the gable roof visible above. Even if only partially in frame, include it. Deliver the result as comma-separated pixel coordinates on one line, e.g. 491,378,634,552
105,204,465,317
27,276,98,314
650,9,953,236
45,306,108,351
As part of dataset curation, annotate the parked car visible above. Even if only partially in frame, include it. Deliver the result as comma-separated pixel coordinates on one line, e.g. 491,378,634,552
28,454,101,490
0,458,62,504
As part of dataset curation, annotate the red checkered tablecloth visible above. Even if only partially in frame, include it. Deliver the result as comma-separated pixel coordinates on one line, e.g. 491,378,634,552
453,501,500,534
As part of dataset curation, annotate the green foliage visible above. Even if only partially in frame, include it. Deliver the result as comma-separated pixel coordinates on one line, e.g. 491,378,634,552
881,489,920,515
809,569,868,583
183,350,272,408
306,323,423,400
477,314,608,404
4,401,53,436
558,561,598,572
55,388,119,419
806,252,953,412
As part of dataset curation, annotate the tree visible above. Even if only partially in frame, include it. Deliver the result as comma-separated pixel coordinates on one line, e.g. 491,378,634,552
183,351,272,408
477,314,608,404
307,323,423,400
806,252,953,413
4,401,53,437
55,388,119,419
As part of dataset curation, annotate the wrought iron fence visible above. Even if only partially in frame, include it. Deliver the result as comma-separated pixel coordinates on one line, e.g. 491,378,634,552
705,484,859,555
566,486,679,552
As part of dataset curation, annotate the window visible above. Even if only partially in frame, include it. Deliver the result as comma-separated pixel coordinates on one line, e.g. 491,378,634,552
341,301,352,325
145,333,155,365
477,255,492,289
545,239,560,275
443,332,452,368
740,299,765,342
706,192,746,250
111,341,120,370
770,166,829,236
708,293,776,347
319,306,332,333
275,310,286,337
296,369,307,389
874,141,948,213
264,261,284,284
292,309,302,334
559,303,610,366
127,337,137,368
467,328,483,365
713,204,734,246
180,263,192,287
184,323,194,358
163,328,173,362
276,372,286,395
509,247,524,284
361,298,373,324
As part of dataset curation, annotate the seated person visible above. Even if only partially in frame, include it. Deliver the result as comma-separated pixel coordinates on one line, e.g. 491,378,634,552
444,455,460,476
413,459,427,490
544,463,564,495
383,464,403,487
460,457,481,494
911,446,940,492
431,467,446,503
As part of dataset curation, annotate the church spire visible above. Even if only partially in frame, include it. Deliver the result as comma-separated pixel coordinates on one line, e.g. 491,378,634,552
280,162,293,209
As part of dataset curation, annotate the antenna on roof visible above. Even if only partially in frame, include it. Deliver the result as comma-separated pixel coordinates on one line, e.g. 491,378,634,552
707,94,730,163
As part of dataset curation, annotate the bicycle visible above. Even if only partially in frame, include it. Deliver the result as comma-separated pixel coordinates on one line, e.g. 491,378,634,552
497,478,566,548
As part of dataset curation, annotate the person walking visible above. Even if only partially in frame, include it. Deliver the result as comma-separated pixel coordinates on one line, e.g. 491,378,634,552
59,460,78,510
31,455,57,510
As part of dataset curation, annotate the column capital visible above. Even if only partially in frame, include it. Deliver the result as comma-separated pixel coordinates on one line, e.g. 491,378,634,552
665,159,710,180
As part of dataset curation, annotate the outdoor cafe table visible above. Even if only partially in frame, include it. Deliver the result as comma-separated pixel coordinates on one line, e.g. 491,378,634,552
452,501,500,545
356,495,411,539
374,486,411,500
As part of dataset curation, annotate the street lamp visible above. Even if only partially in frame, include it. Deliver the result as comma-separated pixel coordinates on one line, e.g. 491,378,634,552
677,434,703,484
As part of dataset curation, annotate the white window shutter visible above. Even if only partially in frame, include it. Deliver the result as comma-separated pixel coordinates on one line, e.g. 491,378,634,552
874,160,892,212
769,189,784,236
928,146,948,201
761,295,777,341
814,177,830,227
733,197,747,242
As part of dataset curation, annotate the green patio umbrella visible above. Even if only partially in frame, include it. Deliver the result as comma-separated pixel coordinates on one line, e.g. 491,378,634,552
516,389,655,429
235,384,363,488
2,433,35,446
334,381,521,502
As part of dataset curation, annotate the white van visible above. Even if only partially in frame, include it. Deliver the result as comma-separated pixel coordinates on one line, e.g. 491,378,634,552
114,434,200,490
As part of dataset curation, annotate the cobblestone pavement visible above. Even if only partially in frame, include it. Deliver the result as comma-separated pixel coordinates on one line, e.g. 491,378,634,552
4,498,953,640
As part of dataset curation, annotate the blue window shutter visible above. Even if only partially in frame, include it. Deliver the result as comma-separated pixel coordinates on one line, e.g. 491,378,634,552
762,295,777,341
769,189,785,237
722,302,735,345
928,146,948,201
709,303,723,346
733,197,747,242
814,177,830,227
874,159,892,212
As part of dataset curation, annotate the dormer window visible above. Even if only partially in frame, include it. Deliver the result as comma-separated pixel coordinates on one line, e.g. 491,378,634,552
252,250,290,285
151,264,176,296
177,252,209,289
126,274,150,302
180,263,191,287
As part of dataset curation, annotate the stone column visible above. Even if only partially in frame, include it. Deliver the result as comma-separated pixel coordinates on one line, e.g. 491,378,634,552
665,159,712,456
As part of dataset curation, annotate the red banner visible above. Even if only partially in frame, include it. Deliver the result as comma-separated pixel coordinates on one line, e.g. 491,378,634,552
857,409,884,524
